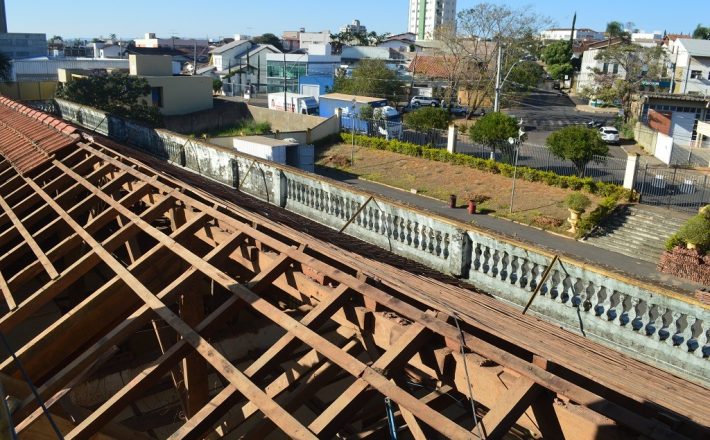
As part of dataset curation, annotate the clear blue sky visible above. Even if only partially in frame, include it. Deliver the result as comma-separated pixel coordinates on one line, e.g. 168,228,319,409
5,0,699,40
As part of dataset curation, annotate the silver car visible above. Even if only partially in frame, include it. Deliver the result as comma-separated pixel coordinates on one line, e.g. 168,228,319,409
410,96,440,107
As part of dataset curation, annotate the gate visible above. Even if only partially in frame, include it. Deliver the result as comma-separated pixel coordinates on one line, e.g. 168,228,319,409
635,164,710,212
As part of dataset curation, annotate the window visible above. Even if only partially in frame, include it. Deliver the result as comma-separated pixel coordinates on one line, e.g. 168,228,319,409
707,71,710,80
151,87,163,107
612,64,619,74
690,70,702,79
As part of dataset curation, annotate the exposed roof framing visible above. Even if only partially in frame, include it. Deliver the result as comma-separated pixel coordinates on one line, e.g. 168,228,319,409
0,102,708,439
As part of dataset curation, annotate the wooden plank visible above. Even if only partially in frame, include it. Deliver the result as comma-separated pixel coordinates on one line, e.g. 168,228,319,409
0,270,15,310
0,193,59,279
180,290,208,418
400,406,428,440
60,151,476,439
13,230,245,423
474,376,541,439
175,288,352,440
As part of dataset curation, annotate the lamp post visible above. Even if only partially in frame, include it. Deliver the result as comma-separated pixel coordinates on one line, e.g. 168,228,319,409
494,46,528,113
351,97,356,167
508,126,525,214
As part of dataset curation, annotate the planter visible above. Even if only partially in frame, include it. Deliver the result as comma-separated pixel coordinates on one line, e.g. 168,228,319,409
467,200,477,214
449,194,457,209
567,208,582,233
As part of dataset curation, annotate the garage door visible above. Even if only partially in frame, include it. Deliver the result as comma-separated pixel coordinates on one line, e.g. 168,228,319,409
670,112,697,147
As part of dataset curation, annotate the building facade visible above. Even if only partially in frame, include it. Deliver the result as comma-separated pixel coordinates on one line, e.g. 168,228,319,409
265,53,340,93
668,39,710,95
575,39,627,94
0,33,47,59
340,19,367,35
540,28,605,42
407,0,457,41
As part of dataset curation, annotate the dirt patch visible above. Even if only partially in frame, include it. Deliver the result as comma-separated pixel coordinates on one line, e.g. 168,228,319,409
318,143,603,235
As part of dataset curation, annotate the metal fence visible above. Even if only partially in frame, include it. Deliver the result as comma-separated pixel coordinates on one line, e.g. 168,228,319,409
339,116,449,147
456,135,628,185
635,165,710,213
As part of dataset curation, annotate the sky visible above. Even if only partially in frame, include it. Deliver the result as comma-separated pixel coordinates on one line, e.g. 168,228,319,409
5,0,701,40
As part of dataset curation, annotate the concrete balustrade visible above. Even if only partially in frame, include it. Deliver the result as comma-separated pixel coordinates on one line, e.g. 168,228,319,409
56,99,710,386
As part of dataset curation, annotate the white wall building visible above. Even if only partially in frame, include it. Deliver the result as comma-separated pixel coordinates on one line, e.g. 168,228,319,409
631,32,662,48
407,0,457,41
540,28,604,42
668,39,710,95
134,32,208,49
576,39,627,94
299,31,331,53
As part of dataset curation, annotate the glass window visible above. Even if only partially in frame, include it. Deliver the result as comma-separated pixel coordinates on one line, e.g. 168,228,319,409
690,70,702,79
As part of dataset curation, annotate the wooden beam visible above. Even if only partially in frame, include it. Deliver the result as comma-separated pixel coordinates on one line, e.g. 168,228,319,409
0,193,59,279
180,290,208,418
307,322,431,438
0,270,15,311
474,376,541,439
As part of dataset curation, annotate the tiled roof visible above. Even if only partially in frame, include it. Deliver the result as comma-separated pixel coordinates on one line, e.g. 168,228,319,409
408,55,455,78
0,97,78,173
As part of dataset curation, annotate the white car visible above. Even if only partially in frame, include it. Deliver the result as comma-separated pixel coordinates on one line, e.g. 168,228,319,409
599,126,620,145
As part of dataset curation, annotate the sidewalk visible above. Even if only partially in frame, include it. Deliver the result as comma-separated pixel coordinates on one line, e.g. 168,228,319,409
316,167,704,294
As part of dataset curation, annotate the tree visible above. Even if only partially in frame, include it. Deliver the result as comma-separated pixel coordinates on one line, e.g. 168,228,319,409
252,33,283,51
546,126,608,176
332,59,404,103
583,43,666,122
436,3,550,116
605,21,629,44
469,112,519,160
0,52,11,82
56,72,162,126
404,107,450,131
692,24,710,40
542,41,572,66
547,62,573,80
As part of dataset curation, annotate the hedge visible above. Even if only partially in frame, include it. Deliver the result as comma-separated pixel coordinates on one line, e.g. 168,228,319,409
341,133,635,200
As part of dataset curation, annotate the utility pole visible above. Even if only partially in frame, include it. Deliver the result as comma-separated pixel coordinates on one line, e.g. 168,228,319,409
193,41,196,76
283,52,287,111
494,45,503,112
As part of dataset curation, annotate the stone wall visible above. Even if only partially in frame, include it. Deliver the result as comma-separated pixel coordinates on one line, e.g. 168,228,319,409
54,98,710,386
659,247,710,285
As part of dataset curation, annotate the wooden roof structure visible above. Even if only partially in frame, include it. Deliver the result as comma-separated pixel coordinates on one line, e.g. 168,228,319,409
0,100,708,439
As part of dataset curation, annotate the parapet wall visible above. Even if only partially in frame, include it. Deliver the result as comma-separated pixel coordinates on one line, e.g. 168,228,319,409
55,98,710,386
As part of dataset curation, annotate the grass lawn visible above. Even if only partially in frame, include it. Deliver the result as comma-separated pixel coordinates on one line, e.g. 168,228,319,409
204,120,272,138
317,143,603,236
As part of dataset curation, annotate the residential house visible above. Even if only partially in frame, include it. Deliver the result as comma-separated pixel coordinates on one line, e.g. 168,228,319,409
281,30,301,52
634,92,710,154
667,39,710,95
540,28,605,42
631,32,663,48
575,38,627,94
212,42,282,95
377,33,423,53
58,55,213,116
209,39,252,73
341,46,408,69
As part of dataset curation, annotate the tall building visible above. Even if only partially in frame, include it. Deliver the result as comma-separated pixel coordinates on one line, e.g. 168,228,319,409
407,0,457,41
0,0,7,33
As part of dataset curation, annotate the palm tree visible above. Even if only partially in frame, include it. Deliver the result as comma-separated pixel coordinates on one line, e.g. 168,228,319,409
605,21,628,47
0,52,11,82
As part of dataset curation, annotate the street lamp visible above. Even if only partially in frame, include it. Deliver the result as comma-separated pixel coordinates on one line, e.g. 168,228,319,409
351,97,357,167
493,46,530,112
508,125,525,213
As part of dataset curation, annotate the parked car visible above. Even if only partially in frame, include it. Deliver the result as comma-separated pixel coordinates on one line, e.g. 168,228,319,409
410,96,440,107
599,126,620,145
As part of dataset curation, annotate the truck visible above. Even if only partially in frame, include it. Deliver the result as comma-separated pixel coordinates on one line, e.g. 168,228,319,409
268,92,319,116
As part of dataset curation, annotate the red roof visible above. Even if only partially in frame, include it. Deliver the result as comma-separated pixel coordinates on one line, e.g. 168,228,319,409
408,55,456,79
0,97,78,174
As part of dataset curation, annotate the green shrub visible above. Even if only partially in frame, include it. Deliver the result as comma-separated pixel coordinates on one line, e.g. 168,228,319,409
576,196,619,238
666,213,710,253
565,192,592,212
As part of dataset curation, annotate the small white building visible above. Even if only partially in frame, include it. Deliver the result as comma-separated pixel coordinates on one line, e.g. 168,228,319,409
340,19,367,35
541,28,605,42
668,39,710,95
209,39,252,73
631,32,663,48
